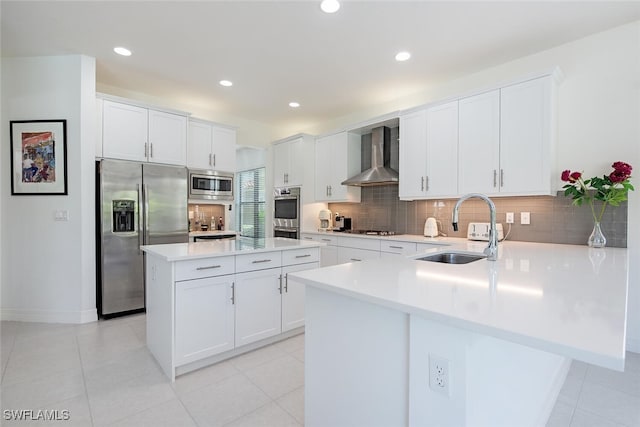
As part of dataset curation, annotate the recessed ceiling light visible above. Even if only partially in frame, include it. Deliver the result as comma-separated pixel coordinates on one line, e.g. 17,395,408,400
320,0,340,13
395,51,411,62
289,102,300,108
113,46,132,56
219,80,233,87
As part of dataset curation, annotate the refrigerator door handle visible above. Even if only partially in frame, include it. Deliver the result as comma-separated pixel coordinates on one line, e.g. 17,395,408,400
137,184,143,254
143,184,150,245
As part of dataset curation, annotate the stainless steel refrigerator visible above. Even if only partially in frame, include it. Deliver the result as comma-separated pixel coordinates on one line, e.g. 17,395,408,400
97,159,188,318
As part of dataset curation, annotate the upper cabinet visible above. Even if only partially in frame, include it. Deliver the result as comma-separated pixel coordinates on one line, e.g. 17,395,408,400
273,136,308,188
101,99,187,166
187,119,236,172
399,101,459,200
315,132,361,203
458,76,553,196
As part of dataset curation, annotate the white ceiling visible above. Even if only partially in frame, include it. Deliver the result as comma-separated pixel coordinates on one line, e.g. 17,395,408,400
2,1,640,132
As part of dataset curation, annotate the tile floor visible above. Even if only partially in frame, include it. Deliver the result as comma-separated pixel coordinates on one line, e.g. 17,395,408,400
1,315,639,426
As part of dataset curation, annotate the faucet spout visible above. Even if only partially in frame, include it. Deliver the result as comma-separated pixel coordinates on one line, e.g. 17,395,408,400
452,193,498,261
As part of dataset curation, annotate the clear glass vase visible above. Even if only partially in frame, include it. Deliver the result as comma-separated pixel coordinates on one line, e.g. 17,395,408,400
588,221,607,248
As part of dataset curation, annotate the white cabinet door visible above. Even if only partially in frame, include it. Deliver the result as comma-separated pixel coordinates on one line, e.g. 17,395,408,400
500,77,551,195
458,90,501,195
315,132,361,202
273,140,293,187
282,262,319,332
399,109,428,199
234,268,282,347
148,109,187,166
320,245,338,267
426,101,459,197
102,100,148,162
175,275,235,365
187,120,213,170
212,126,236,172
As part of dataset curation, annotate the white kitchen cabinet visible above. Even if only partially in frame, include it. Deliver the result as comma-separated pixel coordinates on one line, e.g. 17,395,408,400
301,233,338,267
174,275,235,365
499,77,552,195
102,99,188,166
273,136,308,187
458,76,553,196
399,101,458,200
282,262,319,332
380,240,418,258
187,119,236,172
337,247,380,264
315,132,361,202
234,267,283,347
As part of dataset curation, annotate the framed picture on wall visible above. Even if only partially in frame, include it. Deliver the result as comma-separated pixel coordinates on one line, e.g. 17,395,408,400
10,119,68,195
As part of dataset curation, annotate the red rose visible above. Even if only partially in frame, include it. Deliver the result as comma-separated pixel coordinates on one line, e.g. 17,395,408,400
612,161,632,177
570,171,581,182
561,170,571,182
610,170,628,183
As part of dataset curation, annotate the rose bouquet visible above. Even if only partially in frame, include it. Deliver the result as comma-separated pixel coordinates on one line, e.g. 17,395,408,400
561,161,634,223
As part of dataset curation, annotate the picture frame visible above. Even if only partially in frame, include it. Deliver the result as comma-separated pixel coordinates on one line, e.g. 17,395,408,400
10,119,68,195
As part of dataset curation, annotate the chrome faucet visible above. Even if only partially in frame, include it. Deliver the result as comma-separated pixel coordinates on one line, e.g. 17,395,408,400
452,193,498,261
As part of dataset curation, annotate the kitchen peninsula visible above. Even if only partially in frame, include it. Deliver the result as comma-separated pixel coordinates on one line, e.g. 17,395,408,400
290,241,629,427
141,237,323,381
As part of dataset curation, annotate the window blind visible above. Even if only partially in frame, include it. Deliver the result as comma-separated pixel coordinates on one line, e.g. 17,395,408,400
237,167,265,238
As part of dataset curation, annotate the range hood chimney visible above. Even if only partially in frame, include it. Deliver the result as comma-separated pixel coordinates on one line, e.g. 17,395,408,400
341,126,399,187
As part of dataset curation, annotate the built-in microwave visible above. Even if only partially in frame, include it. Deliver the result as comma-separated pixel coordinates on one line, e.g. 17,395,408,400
189,169,234,201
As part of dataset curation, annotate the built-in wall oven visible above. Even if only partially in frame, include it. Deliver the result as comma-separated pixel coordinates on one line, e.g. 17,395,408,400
273,187,300,239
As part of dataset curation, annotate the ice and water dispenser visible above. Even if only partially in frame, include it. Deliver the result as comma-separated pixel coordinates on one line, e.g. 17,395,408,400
112,200,136,232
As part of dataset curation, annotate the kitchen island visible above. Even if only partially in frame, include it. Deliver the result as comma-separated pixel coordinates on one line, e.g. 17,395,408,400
290,240,628,427
141,237,323,381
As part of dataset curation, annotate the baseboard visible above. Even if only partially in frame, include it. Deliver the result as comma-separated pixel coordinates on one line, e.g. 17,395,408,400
0,307,98,324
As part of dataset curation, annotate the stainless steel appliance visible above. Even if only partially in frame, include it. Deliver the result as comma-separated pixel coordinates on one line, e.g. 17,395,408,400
333,214,352,231
342,126,399,186
273,187,300,239
97,159,189,318
345,230,398,236
189,169,233,201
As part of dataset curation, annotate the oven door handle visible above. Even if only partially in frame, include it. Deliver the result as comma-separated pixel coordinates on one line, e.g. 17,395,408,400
274,227,299,232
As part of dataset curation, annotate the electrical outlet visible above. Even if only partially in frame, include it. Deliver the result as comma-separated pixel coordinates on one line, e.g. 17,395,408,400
429,354,451,397
506,212,514,224
520,212,531,225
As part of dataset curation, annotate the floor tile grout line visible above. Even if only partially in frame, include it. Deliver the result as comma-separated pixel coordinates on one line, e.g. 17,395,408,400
75,329,97,427
0,328,17,384
272,385,305,425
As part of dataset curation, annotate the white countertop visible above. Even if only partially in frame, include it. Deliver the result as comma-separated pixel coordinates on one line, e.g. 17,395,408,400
188,230,237,237
302,229,459,245
142,237,324,262
290,240,629,370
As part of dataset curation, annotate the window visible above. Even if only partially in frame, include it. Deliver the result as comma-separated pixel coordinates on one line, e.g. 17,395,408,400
236,167,265,238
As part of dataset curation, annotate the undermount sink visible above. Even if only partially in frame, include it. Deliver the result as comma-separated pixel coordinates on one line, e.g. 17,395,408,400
416,252,485,265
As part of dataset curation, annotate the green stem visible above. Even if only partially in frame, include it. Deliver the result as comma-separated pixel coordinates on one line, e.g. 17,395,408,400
589,199,598,222
598,200,607,222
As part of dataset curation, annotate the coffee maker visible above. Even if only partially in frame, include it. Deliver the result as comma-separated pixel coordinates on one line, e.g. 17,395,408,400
334,213,352,231
318,209,332,231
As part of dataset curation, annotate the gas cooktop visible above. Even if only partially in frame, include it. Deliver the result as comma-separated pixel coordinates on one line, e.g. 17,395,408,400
345,230,400,236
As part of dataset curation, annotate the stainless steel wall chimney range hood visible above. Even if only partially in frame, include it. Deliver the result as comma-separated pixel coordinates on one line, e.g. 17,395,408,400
341,126,399,186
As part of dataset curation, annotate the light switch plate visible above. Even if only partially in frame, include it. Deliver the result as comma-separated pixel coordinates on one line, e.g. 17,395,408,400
467,223,504,241
520,212,531,225
54,210,69,221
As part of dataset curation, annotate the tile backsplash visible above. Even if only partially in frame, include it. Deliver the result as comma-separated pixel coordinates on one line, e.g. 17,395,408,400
188,203,225,231
329,186,628,248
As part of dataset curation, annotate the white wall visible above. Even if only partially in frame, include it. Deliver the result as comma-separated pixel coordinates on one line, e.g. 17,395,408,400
1,55,97,323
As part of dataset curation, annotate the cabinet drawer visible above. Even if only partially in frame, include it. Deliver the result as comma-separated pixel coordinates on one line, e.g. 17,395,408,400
283,248,320,266
175,256,235,281
236,251,282,273
337,236,381,251
337,247,380,264
380,240,418,255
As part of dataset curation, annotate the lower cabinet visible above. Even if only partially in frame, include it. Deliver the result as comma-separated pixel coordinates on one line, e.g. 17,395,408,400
175,275,235,365
282,262,319,331
302,233,338,267
234,268,283,347
337,247,380,264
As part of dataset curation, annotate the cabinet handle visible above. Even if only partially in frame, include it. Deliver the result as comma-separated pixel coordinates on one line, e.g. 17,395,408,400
231,282,235,304
425,176,429,191
150,143,153,158
421,176,424,191
321,238,332,242
350,258,362,262
209,153,212,166
285,273,289,292
295,254,311,259
284,173,288,184
326,185,329,197
252,259,272,264
389,246,403,249
328,185,332,196
213,154,216,167
500,169,504,187
493,170,497,188
303,237,313,240
144,143,148,158
278,274,283,294
196,265,221,270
